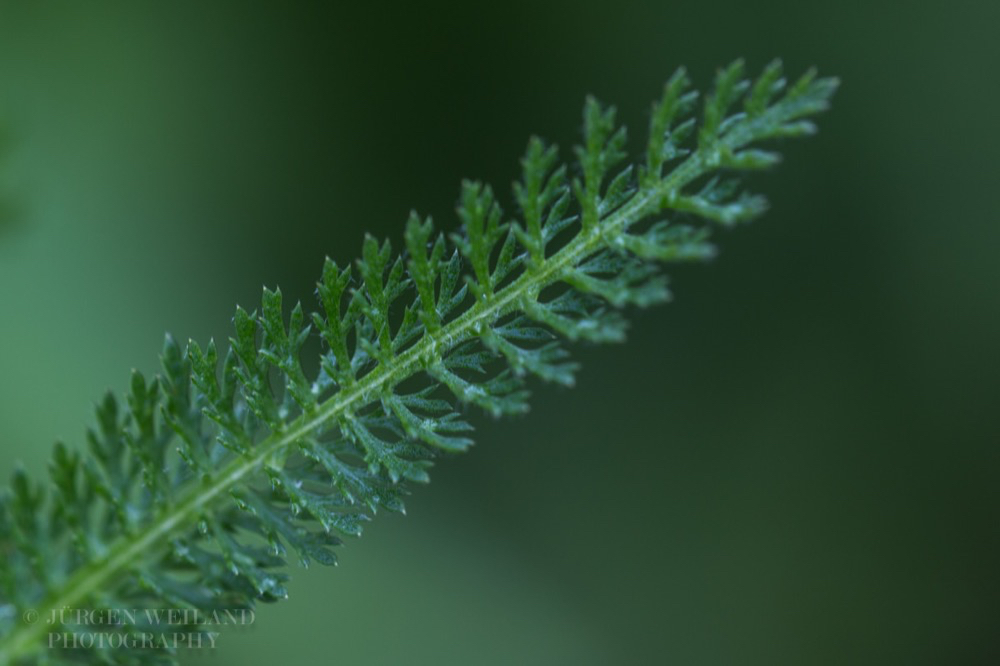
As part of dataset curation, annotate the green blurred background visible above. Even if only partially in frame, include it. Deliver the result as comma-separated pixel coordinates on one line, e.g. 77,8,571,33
1,1,997,664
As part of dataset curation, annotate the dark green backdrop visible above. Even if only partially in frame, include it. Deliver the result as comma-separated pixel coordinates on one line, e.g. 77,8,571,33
0,1,997,664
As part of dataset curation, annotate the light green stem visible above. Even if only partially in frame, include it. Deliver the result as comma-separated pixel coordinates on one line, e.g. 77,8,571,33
4,118,776,660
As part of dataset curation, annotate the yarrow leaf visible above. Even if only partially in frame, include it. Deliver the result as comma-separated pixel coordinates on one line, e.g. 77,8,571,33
0,59,836,665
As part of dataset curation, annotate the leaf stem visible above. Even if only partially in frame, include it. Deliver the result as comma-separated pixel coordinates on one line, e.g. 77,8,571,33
1,96,807,660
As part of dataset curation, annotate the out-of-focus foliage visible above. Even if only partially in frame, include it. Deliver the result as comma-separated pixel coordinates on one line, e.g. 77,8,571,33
0,125,16,234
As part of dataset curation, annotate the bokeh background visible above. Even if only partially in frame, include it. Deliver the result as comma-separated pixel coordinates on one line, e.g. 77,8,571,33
1,1,997,664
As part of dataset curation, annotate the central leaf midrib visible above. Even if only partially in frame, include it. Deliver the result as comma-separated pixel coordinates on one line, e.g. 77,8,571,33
0,144,716,663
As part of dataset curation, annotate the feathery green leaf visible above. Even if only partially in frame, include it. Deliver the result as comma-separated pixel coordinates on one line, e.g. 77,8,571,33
0,60,836,665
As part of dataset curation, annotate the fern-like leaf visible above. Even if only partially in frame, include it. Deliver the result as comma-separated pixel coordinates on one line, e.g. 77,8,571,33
0,59,836,665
